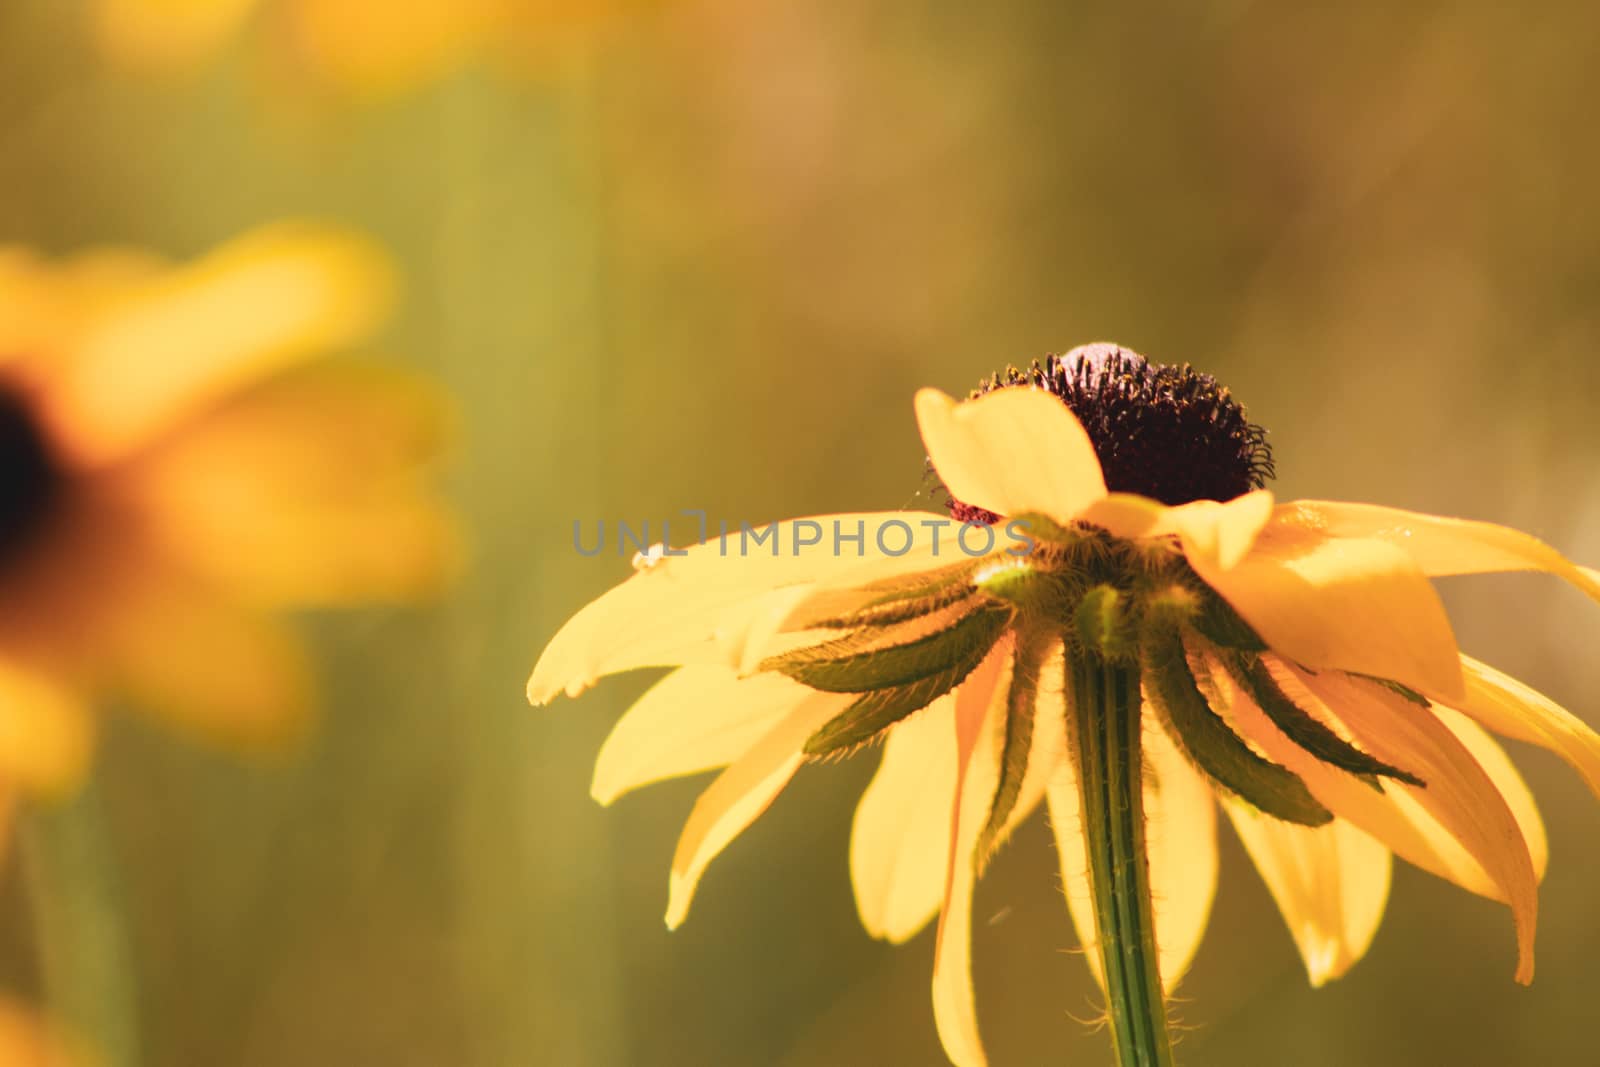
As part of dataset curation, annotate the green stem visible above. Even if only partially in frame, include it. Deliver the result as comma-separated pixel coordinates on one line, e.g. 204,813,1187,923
1068,653,1173,1067
20,781,142,1067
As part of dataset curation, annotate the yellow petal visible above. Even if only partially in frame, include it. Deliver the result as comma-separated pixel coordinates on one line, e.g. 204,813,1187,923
528,513,947,704
1165,490,1277,571
914,387,1106,522
94,0,261,72
54,224,394,464
1198,647,1513,933
853,646,1066,946
1191,528,1464,701
1083,490,1276,572
96,573,315,752
931,640,1009,1067
1430,704,1548,882
1279,500,1600,604
1289,667,1538,983
592,668,810,806
1456,655,1600,801
0,660,94,795
1223,806,1390,987
850,695,959,943
663,691,845,930
1051,720,1219,994
129,360,458,605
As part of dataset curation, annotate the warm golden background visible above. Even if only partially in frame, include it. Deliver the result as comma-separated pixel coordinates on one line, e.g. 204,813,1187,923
3,2,1599,1064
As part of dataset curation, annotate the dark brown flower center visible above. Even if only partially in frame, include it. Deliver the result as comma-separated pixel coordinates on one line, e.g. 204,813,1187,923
942,343,1274,524
0,382,64,560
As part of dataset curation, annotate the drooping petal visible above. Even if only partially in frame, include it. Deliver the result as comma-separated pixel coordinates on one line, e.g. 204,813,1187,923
664,691,847,929
931,639,1009,1067
592,668,812,806
528,514,948,704
1196,646,1524,956
1429,704,1548,881
850,696,960,943
128,359,458,605
1456,655,1600,801
852,644,1066,947
914,387,1106,522
51,224,394,464
1083,489,1276,571
1287,667,1538,983
0,660,94,795
1051,720,1219,994
1278,500,1600,604
1223,805,1390,987
1190,527,1464,701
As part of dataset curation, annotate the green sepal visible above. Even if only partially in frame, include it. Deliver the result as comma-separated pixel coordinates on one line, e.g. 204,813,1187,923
1142,630,1332,827
1225,653,1424,787
806,652,992,758
1075,584,1137,661
764,603,1011,694
975,559,1078,616
1189,591,1267,651
806,563,979,630
1005,510,1079,548
976,633,1049,861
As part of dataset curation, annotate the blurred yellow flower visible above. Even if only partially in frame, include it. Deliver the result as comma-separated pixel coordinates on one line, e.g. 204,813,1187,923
530,344,1600,1066
93,0,645,98
0,996,81,1067
0,223,456,793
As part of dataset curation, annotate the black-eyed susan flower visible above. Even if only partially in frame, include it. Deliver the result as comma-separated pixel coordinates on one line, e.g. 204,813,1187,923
0,223,457,795
92,0,644,99
528,343,1600,1067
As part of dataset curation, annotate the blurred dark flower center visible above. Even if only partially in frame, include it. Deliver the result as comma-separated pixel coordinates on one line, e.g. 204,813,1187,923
943,343,1274,524
0,382,63,559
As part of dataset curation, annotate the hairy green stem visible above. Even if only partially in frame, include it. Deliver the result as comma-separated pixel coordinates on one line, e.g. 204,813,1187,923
20,781,142,1067
1068,653,1173,1067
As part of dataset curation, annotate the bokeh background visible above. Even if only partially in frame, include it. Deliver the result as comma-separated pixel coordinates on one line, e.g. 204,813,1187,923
3,2,1599,1064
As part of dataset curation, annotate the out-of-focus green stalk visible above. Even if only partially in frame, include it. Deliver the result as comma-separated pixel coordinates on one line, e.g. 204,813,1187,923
1068,653,1173,1067
21,781,141,1067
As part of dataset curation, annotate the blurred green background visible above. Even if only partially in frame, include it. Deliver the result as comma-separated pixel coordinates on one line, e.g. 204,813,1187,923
3,2,1599,1064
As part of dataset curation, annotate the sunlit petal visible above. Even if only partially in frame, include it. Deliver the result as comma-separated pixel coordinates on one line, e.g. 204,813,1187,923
1429,704,1548,881
1198,648,1511,925
594,667,813,806
1456,655,1600,801
1288,667,1538,983
1192,527,1464,701
1224,805,1390,987
1279,500,1600,604
853,643,1065,948
850,696,959,943
1052,720,1218,994
664,692,846,930
528,513,947,704
931,640,1009,1067
1085,490,1275,571
915,387,1106,522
